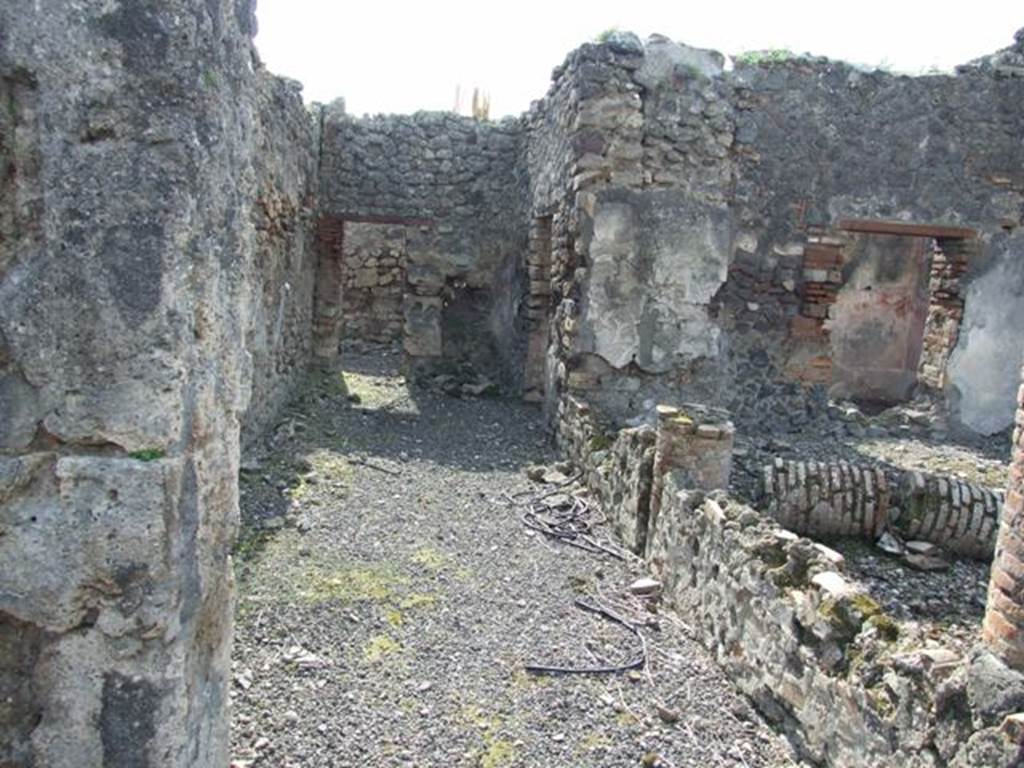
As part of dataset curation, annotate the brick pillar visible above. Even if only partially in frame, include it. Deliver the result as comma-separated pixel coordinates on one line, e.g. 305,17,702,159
984,363,1024,669
312,216,345,365
648,404,735,530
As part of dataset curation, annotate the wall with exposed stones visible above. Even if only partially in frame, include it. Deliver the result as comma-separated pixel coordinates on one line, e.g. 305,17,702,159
526,31,1024,436
0,2,317,766
317,111,529,387
731,44,1024,434
243,73,320,443
646,479,1022,767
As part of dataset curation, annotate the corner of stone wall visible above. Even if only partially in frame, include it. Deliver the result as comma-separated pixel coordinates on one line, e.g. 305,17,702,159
641,472,1022,766
0,3,310,765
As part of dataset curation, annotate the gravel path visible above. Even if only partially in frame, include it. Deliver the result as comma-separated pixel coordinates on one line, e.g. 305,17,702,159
230,345,804,768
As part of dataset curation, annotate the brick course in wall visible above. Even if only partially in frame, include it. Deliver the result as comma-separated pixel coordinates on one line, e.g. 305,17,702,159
985,364,1024,669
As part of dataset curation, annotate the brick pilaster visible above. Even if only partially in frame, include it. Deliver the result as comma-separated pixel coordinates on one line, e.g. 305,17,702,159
984,363,1024,669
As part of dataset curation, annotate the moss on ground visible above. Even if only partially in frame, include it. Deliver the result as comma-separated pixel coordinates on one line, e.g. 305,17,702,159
364,634,402,663
411,546,450,572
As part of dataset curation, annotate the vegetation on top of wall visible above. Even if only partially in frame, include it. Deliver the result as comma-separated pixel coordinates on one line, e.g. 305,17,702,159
595,27,622,43
734,49,798,66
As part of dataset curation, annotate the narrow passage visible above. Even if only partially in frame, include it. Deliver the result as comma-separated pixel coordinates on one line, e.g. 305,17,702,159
230,344,804,768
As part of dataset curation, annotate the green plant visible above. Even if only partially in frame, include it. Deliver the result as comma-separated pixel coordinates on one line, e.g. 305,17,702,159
595,27,621,43
129,448,165,462
735,49,797,66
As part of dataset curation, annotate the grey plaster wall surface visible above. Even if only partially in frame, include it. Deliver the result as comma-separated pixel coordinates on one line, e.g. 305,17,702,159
948,235,1024,434
0,2,315,765
578,191,731,374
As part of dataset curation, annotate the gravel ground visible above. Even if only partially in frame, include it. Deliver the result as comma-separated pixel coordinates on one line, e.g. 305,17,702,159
231,344,804,768
830,538,990,658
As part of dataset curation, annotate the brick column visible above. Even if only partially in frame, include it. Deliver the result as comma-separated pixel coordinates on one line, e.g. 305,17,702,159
984,362,1024,669
312,216,345,365
648,404,735,530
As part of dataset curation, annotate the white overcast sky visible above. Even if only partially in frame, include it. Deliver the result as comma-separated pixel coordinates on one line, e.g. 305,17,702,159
254,1,1021,117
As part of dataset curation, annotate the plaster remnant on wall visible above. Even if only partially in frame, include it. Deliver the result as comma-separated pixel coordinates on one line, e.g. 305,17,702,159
578,192,731,374
947,238,1024,434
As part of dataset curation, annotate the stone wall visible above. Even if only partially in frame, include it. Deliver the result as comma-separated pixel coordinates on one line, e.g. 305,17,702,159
243,72,319,442
317,111,529,386
0,2,316,765
526,31,1024,435
645,479,1021,767
555,395,655,554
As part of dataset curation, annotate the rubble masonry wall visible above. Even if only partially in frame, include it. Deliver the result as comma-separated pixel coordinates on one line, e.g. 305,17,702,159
0,2,318,765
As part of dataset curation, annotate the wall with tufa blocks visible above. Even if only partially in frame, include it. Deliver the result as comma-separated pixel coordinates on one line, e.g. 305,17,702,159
524,31,1024,436
0,2,318,765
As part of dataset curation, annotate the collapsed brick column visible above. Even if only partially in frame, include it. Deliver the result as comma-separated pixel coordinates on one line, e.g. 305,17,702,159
984,362,1024,669
761,459,888,540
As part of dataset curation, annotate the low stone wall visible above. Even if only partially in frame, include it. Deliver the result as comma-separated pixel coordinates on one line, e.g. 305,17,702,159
557,392,1021,765
555,396,655,553
646,475,1021,767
